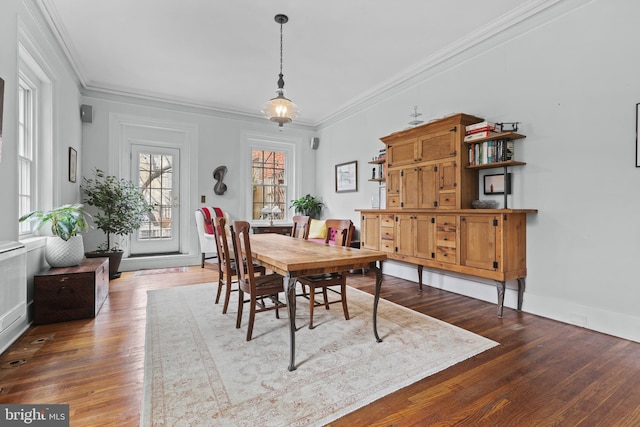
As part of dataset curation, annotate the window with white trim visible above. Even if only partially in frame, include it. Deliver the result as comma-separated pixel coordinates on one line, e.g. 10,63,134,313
251,149,287,221
18,76,36,234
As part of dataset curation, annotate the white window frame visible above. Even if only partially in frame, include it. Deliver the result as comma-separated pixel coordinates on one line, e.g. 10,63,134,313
17,40,55,238
241,132,300,224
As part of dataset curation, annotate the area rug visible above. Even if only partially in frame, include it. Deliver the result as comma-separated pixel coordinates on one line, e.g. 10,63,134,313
141,283,497,426
133,266,188,276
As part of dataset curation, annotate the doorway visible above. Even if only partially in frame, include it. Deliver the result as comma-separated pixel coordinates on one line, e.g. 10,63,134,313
130,145,181,255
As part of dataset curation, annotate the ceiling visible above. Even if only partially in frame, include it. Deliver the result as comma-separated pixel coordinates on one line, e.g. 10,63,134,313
36,0,545,128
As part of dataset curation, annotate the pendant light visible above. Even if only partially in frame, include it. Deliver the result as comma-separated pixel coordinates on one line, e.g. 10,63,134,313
261,14,300,127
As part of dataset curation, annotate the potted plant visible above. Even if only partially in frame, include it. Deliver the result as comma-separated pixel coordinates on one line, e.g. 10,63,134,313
290,194,324,219
81,169,151,279
19,204,90,267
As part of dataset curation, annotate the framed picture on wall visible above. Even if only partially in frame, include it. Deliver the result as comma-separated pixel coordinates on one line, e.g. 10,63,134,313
484,173,511,195
69,147,77,183
335,160,358,193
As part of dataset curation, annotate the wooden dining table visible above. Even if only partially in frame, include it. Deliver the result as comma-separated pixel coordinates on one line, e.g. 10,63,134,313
249,233,387,371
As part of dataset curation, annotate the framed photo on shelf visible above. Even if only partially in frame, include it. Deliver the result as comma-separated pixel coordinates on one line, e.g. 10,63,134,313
69,147,77,183
484,173,511,195
335,160,358,193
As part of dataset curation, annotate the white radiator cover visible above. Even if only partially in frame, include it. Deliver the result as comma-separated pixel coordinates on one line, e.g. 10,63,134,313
0,241,27,334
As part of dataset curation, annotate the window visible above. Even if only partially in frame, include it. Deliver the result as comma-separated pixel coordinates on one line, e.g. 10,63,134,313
18,77,35,234
17,40,54,237
252,149,287,221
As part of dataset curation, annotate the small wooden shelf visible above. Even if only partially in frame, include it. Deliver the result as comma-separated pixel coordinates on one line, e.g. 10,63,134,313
466,160,526,170
463,132,526,145
368,158,386,164
368,178,385,182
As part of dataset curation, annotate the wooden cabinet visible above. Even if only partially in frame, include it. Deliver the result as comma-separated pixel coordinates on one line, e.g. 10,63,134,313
33,257,109,325
252,225,293,236
364,113,536,317
382,114,480,210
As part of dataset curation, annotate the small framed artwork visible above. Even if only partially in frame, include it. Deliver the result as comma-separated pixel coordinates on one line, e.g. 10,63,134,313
636,103,640,167
335,160,358,193
484,173,511,195
69,147,77,183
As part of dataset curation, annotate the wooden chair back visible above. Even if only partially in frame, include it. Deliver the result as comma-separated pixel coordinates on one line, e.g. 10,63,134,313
212,216,232,271
291,215,311,240
231,221,258,291
324,219,354,247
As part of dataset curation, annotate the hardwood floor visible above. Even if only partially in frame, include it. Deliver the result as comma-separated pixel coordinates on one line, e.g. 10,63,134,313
1,265,640,426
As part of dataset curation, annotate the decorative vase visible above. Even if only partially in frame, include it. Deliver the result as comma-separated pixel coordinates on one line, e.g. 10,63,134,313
45,235,85,268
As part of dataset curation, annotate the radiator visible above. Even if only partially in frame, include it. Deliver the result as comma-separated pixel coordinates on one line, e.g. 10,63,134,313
0,241,27,334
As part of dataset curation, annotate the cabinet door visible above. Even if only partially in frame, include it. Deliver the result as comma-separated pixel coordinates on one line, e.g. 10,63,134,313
460,215,497,270
361,213,380,251
386,169,401,208
395,214,414,256
401,167,419,209
415,215,435,259
416,127,457,162
435,160,458,209
387,138,417,167
418,165,437,208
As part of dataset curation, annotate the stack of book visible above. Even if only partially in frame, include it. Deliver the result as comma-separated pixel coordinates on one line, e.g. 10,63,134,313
468,139,514,166
376,148,386,160
464,121,501,142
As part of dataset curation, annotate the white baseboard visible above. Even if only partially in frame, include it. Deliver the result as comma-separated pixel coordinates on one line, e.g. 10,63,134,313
381,260,640,343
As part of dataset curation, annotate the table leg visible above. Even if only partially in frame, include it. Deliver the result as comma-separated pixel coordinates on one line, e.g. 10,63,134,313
495,281,506,318
372,262,383,343
284,273,298,371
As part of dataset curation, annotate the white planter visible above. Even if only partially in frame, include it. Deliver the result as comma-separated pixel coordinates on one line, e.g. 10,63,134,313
46,235,85,267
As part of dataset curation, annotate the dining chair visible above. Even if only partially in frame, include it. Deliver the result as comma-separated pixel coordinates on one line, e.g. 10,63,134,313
291,215,311,240
297,219,353,329
212,216,265,314
232,220,286,341
194,207,225,267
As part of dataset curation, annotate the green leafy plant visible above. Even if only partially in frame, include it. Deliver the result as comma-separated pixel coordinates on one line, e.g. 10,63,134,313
18,204,90,241
82,169,151,251
290,194,324,219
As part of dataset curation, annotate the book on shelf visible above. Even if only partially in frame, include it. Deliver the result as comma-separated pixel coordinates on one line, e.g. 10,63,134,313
464,130,500,142
466,121,499,133
468,139,514,165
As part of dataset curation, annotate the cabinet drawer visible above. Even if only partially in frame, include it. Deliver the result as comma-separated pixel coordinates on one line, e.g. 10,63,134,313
381,227,394,241
381,240,395,253
380,214,394,227
436,231,456,248
436,246,456,264
387,195,400,208
438,192,457,208
436,216,457,231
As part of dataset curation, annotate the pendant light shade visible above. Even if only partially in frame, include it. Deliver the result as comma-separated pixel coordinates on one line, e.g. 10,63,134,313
261,14,300,127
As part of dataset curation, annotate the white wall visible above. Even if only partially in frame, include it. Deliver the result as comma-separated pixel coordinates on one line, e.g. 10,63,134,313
317,0,640,342
80,93,317,268
0,0,83,351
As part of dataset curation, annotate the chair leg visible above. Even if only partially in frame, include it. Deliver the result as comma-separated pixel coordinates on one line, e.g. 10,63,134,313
340,283,350,321
215,278,223,304
309,286,316,329
201,253,205,268
236,290,244,329
322,287,330,310
246,296,256,341
222,278,232,314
